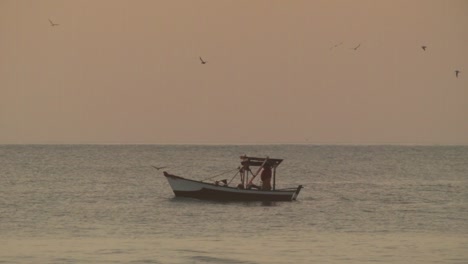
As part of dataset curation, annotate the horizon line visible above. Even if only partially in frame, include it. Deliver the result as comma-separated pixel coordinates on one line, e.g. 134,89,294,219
1,142,468,146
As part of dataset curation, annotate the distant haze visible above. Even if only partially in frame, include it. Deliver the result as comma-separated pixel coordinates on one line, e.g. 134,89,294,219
1,0,467,144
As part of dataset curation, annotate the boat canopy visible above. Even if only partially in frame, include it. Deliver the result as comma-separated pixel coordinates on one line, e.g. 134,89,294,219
240,155,283,167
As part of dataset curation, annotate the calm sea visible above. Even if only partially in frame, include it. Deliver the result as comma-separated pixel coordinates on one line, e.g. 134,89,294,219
1,145,467,263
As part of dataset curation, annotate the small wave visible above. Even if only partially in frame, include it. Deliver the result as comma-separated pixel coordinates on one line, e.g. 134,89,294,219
339,196,352,201
96,249,130,255
301,196,317,201
53,257,79,263
190,255,256,264
129,259,162,264
175,249,209,254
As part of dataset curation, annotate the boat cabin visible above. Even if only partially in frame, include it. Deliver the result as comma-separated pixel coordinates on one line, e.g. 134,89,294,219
239,155,282,191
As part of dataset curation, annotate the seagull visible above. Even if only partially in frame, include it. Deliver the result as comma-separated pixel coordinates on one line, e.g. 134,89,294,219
421,45,427,51
152,165,167,170
48,19,59,27
455,70,460,78
199,57,207,64
352,43,361,50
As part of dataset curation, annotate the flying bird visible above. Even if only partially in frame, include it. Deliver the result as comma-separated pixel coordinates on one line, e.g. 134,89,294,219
330,41,343,50
352,43,361,50
455,70,460,78
421,45,427,51
199,57,207,64
48,19,59,27
152,165,167,170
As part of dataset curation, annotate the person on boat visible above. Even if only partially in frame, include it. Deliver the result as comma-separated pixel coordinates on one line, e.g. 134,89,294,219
237,159,250,189
260,164,272,190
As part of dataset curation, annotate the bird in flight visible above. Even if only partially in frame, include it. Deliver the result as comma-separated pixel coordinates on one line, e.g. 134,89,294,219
455,70,461,78
330,41,343,50
48,19,59,27
352,43,361,50
152,165,167,170
421,45,427,51
199,57,207,64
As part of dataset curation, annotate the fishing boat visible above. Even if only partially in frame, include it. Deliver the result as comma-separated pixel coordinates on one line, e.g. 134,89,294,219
162,155,303,201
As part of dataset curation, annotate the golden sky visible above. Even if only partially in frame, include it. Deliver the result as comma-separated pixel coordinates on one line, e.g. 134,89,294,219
1,0,467,144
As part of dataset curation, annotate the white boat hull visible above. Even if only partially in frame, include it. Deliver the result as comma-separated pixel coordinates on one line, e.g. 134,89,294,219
163,172,302,201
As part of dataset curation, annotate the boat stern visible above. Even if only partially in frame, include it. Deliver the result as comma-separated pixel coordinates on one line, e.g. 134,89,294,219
292,185,303,201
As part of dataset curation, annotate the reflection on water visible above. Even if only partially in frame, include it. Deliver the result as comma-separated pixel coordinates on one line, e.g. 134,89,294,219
261,201,278,207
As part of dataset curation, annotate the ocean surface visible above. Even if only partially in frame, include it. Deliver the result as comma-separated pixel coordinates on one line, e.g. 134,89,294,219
1,145,467,263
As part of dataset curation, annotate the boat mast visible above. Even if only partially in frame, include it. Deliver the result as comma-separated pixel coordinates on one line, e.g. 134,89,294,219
272,165,276,190
245,169,249,189
240,157,249,189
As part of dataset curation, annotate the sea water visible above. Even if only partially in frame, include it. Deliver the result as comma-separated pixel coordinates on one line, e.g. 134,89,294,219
1,145,467,263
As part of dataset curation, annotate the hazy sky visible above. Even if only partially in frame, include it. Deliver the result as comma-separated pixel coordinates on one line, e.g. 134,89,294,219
1,0,467,144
